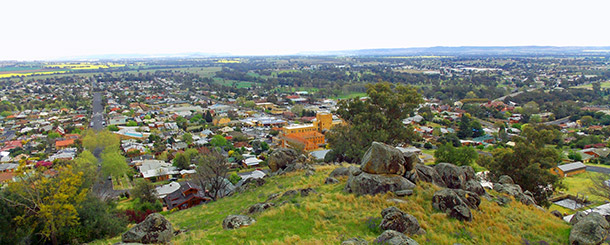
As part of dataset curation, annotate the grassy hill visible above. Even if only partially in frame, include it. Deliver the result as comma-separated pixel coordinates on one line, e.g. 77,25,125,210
95,165,570,244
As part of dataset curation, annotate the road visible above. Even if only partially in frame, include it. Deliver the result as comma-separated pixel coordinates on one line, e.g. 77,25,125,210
91,92,104,131
89,91,127,201
544,117,570,126
586,166,610,175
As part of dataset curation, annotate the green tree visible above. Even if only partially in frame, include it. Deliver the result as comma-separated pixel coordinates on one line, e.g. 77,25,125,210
101,150,129,178
131,180,158,204
210,134,229,148
182,133,193,145
434,144,478,166
173,153,190,169
477,124,561,206
126,121,137,127
327,82,423,163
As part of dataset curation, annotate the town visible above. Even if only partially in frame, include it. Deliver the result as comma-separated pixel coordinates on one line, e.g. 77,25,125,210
1,53,610,244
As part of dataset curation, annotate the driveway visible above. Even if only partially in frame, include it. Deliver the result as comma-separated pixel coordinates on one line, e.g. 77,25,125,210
586,166,610,174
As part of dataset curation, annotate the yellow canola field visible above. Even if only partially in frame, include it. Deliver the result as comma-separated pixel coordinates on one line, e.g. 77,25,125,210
0,71,68,78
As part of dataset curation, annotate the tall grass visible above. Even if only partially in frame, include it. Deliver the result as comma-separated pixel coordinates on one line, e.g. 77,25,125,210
93,164,570,244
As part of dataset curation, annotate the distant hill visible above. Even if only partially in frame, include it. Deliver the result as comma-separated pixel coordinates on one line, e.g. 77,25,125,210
298,46,610,56
95,165,569,244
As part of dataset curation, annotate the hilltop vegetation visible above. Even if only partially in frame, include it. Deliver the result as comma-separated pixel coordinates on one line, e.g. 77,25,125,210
96,165,569,244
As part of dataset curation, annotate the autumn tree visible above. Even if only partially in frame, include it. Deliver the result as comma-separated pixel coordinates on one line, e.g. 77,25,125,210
1,165,87,244
327,82,423,163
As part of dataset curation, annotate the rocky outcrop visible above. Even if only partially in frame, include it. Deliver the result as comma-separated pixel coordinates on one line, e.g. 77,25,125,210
361,142,407,175
222,215,256,229
434,163,471,189
414,164,446,187
341,237,369,245
234,177,266,193
374,230,419,245
493,175,536,206
300,187,317,197
432,188,475,221
551,210,563,219
268,148,299,172
569,212,610,245
569,211,588,225
330,167,350,178
325,177,339,184
380,206,424,236
247,202,274,214
122,213,174,244
345,171,415,196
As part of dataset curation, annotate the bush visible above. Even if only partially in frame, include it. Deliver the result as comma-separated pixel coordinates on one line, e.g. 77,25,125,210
229,172,242,185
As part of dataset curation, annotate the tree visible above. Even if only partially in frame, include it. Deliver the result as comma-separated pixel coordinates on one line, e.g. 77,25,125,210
327,82,423,163
191,150,231,201
210,134,229,148
101,150,129,178
173,152,190,169
1,165,87,244
457,114,473,138
204,111,213,123
434,144,478,166
131,180,158,204
182,133,193,145
477,124,561,206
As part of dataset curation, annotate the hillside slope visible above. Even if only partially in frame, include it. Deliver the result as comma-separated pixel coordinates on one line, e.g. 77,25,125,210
98,165,570,244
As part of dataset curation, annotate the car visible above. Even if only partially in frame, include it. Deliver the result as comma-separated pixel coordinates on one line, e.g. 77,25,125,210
107,176,112,180
169,177,178,182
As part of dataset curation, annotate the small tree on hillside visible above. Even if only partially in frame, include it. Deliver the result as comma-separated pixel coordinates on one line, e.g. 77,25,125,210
191,150,231,201
131,179,158,204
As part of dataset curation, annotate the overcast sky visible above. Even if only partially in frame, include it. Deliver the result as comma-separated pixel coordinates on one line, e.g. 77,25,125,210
1,0,609,60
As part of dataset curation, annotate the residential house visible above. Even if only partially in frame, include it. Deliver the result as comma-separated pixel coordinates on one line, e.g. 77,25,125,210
162,181,210,210
551,162,587,177
139,160,178,181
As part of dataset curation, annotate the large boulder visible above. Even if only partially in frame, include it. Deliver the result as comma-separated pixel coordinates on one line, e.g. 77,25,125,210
570,211,589,225
498,175,514,185
380,206,424,236
122,213,174,244
222,215,256,229
434,163,469,189
247,202,274,214
268,148,299,172
449,205,473,222
402,150,421,172
463,180,486,196
569,212,610,245
415,164,446,187
361,142,406,175
432,188,473,222
330,167,350,178
493,182,536,206
345,172,415,196
432,188,466,212
374,230,419,245
453,189,481,210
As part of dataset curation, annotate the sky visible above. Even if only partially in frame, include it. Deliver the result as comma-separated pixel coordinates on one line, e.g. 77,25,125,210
1,0,609,60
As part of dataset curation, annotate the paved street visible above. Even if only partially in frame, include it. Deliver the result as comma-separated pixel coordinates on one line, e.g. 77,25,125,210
586,166,610,175
91,92,104,131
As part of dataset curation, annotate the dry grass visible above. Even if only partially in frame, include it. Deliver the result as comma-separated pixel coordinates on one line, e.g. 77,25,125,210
93,164,570,244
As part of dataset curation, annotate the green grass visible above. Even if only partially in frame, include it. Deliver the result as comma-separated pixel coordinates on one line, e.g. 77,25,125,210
333,92,367,100
93,165,570,244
